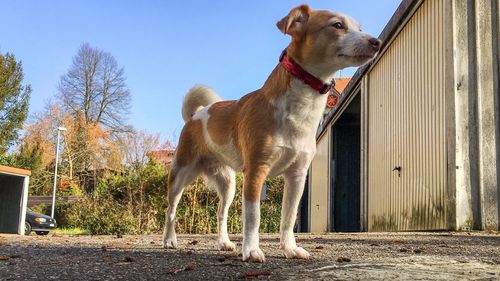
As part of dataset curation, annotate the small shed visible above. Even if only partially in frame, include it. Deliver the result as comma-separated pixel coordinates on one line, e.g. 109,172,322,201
0,165,31,235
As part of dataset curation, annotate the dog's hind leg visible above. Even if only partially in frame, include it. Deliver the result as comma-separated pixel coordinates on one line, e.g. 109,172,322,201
205,165,236,251
163,162,199,249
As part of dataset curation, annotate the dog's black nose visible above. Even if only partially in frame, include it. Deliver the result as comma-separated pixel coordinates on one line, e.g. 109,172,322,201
369,38,382,51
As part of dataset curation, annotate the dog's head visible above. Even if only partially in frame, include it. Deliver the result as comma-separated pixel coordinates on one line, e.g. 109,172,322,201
277,5,381,77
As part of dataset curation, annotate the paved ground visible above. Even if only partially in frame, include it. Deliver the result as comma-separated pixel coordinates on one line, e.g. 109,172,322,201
1,232,499,280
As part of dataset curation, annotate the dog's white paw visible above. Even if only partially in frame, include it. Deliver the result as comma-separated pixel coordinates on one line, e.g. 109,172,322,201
283,246,311,259
163,238,177,249
218,241,236,251
242,248,265,263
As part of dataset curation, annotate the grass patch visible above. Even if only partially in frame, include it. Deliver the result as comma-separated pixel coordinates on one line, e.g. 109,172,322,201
52,227,89,235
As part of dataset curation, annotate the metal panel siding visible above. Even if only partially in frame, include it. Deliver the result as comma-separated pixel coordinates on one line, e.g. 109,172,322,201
310,129,330,233
368,0,447,231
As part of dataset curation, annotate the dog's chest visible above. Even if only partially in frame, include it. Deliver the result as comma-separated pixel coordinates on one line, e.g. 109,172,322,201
274,82,327,147
270,81,327,175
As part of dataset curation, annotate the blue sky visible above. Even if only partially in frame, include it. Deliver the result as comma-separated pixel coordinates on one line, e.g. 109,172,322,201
1,0,401,143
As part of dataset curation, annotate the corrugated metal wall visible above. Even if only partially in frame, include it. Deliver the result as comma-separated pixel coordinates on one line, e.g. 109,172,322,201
309,129,330,233
367,0,447,231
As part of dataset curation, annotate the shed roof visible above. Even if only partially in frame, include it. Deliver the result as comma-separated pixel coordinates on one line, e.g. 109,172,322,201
0,165,31,177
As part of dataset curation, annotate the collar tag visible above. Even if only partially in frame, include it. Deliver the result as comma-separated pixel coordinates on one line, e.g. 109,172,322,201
326,79,341,108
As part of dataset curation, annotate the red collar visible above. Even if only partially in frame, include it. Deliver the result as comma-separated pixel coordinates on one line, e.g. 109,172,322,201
279,49,336,95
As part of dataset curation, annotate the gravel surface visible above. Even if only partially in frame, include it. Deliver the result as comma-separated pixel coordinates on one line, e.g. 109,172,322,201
1,232,499,280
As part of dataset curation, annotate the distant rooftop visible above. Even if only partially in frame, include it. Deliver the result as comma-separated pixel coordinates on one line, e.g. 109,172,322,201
334,77,351,93
148,149,175,167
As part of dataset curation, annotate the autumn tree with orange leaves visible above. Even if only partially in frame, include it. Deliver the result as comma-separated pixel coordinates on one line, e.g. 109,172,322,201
20,103,123,194
18,43,133,195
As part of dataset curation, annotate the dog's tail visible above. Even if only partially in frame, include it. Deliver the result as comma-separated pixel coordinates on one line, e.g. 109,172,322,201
181,85,222,122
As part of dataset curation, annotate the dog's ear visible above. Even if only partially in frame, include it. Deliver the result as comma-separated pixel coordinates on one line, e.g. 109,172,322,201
276,4,311,36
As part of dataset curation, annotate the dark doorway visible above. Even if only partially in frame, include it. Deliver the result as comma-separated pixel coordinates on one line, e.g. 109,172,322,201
330,93,361,232
0,175,24,234
297,172,310,232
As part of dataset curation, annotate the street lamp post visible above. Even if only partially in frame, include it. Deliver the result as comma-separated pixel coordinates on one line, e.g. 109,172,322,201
51,127,67,219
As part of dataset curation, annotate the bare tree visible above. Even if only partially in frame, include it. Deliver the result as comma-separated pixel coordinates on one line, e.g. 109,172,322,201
117,129,161,172
58,43,131,131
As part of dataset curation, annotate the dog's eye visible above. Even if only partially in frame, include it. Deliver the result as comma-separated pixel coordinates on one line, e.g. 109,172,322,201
332,22,344,29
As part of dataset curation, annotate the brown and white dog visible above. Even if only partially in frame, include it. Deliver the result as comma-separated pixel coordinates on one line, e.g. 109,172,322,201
163,4,381,262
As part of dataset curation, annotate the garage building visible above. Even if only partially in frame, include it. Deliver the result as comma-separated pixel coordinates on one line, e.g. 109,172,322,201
304,0,499,232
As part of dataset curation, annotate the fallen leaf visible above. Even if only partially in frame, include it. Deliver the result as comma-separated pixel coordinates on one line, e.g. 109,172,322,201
185,262,195,271
337,257,351,263
123,256,134,262
169,262,196,274
170,268,183,275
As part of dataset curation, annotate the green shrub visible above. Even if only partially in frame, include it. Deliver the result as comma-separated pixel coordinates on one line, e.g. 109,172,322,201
77,197,135,235
54,201,82,228
53,198,135,235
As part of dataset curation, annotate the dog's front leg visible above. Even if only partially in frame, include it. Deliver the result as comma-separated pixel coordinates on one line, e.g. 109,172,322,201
280,168,310,259
242,164,269,263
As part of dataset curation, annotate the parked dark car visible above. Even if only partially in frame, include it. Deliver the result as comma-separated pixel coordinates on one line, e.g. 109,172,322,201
25,209,57,235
